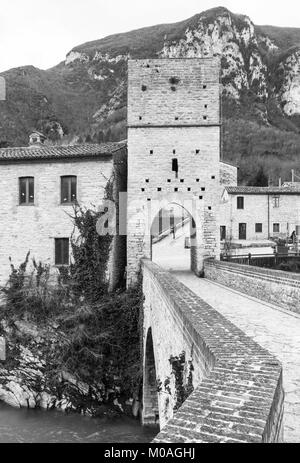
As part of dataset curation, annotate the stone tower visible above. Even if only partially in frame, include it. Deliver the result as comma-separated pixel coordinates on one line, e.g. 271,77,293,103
127,58,221,285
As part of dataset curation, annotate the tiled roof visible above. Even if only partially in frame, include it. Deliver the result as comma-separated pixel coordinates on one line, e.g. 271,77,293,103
0,142,126,162
225,186,300,195
220,160,238,168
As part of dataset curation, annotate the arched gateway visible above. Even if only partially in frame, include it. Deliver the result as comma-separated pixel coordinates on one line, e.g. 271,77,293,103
126,58,221,286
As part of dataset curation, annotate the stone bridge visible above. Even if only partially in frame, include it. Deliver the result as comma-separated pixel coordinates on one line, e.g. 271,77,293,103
141,259,284,443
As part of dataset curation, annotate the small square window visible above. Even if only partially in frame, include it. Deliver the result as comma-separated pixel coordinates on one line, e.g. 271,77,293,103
157,188,161,192
180,179,184,183
201,187,205,192
173,150,176,154
204,104,208,109
255,223,263,233
203,116,207,120
139,116,142,120
141,188,145,192
188,188,191,192
199,196,203,200
196,150,200,154
196,179,200,182
273,223,280,233
174,188,178,192
237,197,244,210
150,150,153,155
145,179,149,183
211,176,215,180
203,85,207,89
208,207,212,210
175,117,179,120
167,179,171,183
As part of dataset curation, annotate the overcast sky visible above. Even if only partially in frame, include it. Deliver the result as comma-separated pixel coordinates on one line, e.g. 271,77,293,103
0,0,300,72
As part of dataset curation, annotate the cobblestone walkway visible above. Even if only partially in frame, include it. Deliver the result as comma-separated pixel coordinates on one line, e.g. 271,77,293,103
153,229,300,442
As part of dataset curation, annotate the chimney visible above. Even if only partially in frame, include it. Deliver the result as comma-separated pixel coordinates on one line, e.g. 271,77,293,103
29,131,46,148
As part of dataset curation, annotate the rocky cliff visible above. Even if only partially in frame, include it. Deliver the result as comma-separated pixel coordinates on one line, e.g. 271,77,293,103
1,6,300,182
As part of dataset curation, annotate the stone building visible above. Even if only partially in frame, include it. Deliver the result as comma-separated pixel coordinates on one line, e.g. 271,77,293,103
126,58,224,285
0,140,127,288
220,185,300,243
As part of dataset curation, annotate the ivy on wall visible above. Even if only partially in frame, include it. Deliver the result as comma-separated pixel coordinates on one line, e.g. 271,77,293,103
157,351,194,413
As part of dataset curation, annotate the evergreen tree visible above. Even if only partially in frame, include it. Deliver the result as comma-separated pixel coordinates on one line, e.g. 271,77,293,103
247,166,268,187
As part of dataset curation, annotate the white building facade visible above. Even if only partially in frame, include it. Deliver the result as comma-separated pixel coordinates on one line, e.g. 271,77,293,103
220,186,300,243
0,142,126,287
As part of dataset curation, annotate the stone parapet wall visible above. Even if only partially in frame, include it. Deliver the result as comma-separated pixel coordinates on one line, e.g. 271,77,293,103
142,260,284,443
204,259,300,314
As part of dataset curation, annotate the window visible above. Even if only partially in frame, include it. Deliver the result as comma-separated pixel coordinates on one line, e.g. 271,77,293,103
61,176,77,204
220,226,226,241
255,223,263,233
273,223,280,233
55,238,69,266
19,177,34,204
273,196,280,208
239,223,247,240
172,158,178,178
237,196,244,210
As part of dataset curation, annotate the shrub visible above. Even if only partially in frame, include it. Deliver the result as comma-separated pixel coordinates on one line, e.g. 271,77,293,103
1,253,72,322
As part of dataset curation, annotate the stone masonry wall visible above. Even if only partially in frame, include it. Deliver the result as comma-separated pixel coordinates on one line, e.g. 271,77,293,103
0,156,114,286
220,161,238,186
204,259,300,314
127,58,220,126
142,260,284,443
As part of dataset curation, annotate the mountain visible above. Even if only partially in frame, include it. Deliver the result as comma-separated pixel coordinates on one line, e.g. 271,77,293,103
1,6,300,183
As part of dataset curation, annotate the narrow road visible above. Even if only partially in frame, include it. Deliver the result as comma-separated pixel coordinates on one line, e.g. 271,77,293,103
153,226,300,442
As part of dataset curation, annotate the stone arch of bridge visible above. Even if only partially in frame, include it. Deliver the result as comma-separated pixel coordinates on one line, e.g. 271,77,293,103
150,199,201,275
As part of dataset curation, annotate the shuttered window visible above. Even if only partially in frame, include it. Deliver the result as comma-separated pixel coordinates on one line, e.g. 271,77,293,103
61,176,77,204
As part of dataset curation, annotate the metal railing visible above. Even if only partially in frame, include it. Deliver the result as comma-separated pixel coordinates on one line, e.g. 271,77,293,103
221,252,300,269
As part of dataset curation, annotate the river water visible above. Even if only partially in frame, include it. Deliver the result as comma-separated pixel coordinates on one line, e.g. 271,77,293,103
0,403,157,443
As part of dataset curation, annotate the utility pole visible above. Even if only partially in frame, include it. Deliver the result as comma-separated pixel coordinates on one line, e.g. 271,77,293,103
292,169,295,183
